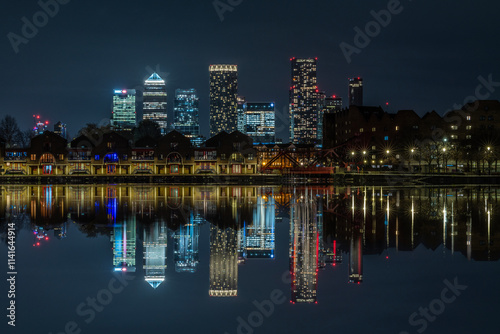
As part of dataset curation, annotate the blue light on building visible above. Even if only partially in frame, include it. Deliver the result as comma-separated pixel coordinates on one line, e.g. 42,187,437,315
173,89,200,139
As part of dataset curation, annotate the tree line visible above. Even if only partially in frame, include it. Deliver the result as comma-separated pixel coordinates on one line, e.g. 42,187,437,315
0,115,32,148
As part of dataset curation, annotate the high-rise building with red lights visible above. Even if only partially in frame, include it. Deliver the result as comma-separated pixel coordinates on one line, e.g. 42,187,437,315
289,58,318,144
348,77,363,106
289,191,318,303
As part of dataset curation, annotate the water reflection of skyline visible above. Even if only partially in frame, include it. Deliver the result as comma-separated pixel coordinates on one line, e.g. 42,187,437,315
1,185,499,302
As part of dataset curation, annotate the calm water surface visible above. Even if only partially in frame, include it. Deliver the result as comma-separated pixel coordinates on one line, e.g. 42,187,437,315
1,185,499,334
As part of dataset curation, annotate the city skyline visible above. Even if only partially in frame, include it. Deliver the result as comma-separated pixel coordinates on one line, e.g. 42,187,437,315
2,1,500,333
2,1,499,142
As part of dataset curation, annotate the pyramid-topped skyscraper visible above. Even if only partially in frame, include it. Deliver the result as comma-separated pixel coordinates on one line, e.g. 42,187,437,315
143,72,168,135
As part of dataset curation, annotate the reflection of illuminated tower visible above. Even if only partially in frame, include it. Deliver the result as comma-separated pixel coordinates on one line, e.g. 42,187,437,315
349,229,363,283
209,225,238,297
317,196,325,268
290,191,318,303
111,215,137,272
54,222,67,239
33,226,49,247
349,196,363,284
237,226,246,263
174,213,200,273
245,194,275,258
143,220,167,288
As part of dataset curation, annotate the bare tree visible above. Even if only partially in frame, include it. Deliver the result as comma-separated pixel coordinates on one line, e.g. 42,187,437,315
0,115,21,148
16,129,33,148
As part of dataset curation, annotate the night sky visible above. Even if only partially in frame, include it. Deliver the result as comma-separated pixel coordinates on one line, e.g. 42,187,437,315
1,0,500,140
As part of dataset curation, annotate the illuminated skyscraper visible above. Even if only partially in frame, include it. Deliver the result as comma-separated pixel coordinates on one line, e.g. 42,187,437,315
290,191,318,303
316,91,326,145
348,77,363,106
209,224,238,297
245,193,275,258
32,115,48,135
289,58,318,144
111,89,136,131
173,89,200,140
209,65,238,137
318,95,343,147
143,73,168,134
53,122,67,139
143,220,168,289
174,213,200,273
244,102,276,144
237,96,246,133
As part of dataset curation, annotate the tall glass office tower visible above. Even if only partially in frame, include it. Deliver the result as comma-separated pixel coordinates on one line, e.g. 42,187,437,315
348,77,363,106
209,65,238,137
143,73,168,135
111,89,136,131
173,89,200,138
237,96,246,133
289,58,318,144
